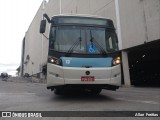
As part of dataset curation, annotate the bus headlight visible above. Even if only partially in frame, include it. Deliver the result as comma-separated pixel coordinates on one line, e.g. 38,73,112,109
48,56,61,65
112,57,121,66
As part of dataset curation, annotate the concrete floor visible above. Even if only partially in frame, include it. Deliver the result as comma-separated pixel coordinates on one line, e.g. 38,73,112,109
0,77,159,120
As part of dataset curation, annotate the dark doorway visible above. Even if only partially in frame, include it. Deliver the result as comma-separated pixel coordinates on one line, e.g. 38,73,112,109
128,40,160,86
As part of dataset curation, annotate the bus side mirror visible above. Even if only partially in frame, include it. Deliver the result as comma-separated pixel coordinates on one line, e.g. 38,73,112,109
40,20,46,33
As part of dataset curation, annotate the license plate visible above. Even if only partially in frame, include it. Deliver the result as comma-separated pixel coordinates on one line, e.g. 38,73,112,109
81,76,95,82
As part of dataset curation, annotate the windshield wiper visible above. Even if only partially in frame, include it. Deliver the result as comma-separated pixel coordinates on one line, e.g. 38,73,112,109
90,30,107,56
66,30,82,56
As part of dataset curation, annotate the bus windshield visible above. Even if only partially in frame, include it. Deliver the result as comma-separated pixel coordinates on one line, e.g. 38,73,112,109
49,26,118,54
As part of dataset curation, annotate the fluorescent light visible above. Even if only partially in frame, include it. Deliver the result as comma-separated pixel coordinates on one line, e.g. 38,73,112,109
142,55,146,58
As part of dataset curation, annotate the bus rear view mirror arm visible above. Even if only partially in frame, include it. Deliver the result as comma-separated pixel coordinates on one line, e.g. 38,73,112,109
43,13,51,23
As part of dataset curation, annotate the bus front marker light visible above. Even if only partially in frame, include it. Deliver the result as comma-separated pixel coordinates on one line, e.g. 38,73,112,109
115,59,120,64
51,59,54,63
112,57,121,66
48,56,61,65
55,60,60,65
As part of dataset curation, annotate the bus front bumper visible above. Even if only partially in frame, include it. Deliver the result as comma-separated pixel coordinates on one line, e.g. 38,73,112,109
47,63,121,88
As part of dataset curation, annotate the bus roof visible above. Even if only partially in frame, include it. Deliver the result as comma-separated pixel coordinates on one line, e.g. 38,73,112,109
51,14,115,28
52,14,111,20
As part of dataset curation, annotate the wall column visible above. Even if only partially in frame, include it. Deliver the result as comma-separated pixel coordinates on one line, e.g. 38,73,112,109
115,0,122,50
122,51,131,86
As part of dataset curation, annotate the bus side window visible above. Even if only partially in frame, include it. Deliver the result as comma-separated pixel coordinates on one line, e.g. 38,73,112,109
109,37,113,49
106,36,115,52
49,28,56,49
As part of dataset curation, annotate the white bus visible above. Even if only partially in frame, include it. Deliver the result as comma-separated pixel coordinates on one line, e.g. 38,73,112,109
40,14,121,95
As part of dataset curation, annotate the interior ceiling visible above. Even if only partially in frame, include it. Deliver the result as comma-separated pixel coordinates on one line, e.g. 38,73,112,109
128,39,160,66
127,39,160,85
